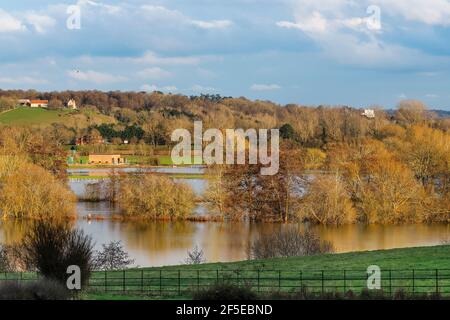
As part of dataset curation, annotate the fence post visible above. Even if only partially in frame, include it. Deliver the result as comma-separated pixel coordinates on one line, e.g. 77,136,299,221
343,270,347,293
278,270,281,291
300,271,303,288
159,270,162,295
436,269,439,294
105,271,107,292
197,270,200,291
141,270,144,293
389,270,392,296
216,270,219,284
412,269,415,294
178,270,181,296
122,270,126,293
257,270,260,293
321,270,324,294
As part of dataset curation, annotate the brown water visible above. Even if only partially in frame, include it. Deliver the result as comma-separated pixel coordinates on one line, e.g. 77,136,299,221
1,216,450,267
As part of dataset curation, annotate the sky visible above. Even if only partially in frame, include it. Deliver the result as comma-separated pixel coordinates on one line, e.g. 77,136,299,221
1,0,450,110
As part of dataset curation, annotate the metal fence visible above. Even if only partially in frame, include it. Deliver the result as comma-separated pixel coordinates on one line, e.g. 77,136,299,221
2,269,450,297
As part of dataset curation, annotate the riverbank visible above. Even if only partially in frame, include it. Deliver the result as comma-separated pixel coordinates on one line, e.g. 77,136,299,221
84,245,450,300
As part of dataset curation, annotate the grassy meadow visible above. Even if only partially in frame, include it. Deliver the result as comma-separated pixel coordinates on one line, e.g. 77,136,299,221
0,107,115,128
81,245,450,300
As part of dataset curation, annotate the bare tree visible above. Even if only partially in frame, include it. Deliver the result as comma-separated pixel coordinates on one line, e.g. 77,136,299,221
184,246,206,265
93,241,135,271
249,228,334,260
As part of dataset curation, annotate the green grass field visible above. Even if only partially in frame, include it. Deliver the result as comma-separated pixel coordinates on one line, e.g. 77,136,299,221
0,107,74,126
80,245,450,299
0,107,115,127
3,245,449,300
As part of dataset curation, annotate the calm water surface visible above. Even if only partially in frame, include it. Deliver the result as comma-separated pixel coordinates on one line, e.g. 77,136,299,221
1,167,449,267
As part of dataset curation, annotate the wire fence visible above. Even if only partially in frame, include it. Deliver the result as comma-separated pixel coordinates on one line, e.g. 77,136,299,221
2,269,450,296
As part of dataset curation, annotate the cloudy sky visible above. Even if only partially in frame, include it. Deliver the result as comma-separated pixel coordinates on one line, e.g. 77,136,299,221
1,0,450,109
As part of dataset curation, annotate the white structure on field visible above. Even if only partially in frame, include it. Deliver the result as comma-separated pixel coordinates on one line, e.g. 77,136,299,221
361,109,375,119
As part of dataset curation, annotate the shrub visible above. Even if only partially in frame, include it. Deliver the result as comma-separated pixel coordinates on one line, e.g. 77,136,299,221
93,241,135,271
0,278,70,300
0,161,76,219
21,221,94,288
299,173,356,225
249,228,334,260
118,174,195,219
192,283,258,300
0,245,12,272
184,246,206,265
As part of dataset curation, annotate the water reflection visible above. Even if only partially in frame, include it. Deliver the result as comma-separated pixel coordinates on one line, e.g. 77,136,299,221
2,218,450,267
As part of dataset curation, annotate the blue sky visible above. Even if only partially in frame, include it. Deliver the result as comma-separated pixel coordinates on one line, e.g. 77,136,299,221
1,0,450,110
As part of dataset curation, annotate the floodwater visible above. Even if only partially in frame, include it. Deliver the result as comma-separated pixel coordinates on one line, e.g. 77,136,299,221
1,167,450,267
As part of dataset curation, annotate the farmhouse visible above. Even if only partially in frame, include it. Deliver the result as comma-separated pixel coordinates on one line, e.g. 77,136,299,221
67,99,77,110
88,154,125,165
29,100,49,108
18,99,48,108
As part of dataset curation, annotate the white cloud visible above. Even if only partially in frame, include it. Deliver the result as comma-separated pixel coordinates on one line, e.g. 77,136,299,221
190,20,233,29
250,84,281,91
137,67,172,79
140,5,184,22
141,4,232,29
191,84,218,93
24,13,56,33
0,76,48,85
140,84,178,92
130,51,202,66
276,0,433,68
277,11,328,33
425,93,439,98
67,70,127,84
78,0,122,14
377,0,450,26
0,9,25,32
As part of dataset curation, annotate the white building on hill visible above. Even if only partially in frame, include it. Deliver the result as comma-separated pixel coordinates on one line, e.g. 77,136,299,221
361,109,375,119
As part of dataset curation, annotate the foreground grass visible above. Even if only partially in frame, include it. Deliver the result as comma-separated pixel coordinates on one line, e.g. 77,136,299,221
84,245,450,300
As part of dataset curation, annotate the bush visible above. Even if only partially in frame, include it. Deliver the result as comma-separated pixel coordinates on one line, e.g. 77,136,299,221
192,283,258,300
184,246,206,265
0,278,70,300
0,161,76,219
21,221,94,288
118,174,195,219
0,245,12,272
249,228,334,260
93,241,135,271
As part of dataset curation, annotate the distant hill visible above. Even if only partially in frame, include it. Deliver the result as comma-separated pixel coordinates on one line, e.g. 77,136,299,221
0,107,116,128
430,109,450,118
385,109,450,118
